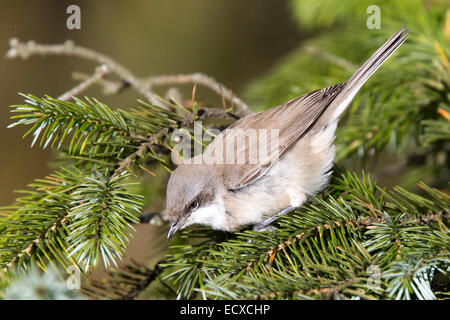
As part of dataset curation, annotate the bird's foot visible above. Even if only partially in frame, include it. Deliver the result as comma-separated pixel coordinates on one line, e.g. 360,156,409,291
253,224,276,233
247,224,276,243
252,205,296,233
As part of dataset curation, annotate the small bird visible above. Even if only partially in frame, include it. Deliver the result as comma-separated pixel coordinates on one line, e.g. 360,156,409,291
166,27,409,239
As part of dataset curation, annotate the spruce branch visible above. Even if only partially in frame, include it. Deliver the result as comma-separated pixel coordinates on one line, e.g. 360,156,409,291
67,171,143,271
81,259,168,300
7,95,180,172
8,94,131,152
162,170,450,300
0,167,85,271
0,168,144,273
2,94,242,273
3,1,449,300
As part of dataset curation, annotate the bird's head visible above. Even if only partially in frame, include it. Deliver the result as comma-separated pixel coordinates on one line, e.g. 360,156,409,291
165,163,228,239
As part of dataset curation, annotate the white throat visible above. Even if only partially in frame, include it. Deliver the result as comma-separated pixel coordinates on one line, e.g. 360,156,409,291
183,196,229,231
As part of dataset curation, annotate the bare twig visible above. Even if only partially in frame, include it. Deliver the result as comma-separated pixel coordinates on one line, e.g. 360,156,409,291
58,65,109,101
6,38,167,108
164,87,184,106
6,39,253,115
72,71,128,95
112,133,161,178
199,107,240,121
144,73,252,116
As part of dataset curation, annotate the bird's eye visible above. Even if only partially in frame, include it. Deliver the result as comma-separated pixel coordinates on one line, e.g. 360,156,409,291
188,199,199,212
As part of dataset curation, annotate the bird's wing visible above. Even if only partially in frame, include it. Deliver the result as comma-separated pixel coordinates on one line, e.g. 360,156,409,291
206,27,409,190
204,82,346,190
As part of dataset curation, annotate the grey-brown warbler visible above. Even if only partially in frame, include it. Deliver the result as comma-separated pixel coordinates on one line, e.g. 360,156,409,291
165,27,409,239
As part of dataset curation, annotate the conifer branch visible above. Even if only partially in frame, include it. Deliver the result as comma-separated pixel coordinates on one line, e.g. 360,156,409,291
162,170,450,300
82,259,168,300
0,168,144,272
2,1,449,300
2,94,242,273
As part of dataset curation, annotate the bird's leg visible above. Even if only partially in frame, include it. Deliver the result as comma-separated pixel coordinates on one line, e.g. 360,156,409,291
253,205,295,232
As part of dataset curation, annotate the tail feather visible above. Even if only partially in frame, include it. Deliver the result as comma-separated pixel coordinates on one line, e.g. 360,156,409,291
347,26,409,89
321,27,409,124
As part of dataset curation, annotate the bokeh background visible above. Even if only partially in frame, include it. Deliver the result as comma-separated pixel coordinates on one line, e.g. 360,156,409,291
1,0,448,299
0,0,303,207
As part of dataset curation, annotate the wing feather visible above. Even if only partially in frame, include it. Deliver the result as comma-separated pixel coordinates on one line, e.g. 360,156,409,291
204,83,346,190
202,27,409,190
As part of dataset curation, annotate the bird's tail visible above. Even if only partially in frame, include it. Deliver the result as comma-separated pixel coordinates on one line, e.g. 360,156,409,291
321,27,409,124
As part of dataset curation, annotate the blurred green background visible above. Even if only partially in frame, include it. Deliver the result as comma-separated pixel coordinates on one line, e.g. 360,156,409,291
0,0,303,207
1,0,448,299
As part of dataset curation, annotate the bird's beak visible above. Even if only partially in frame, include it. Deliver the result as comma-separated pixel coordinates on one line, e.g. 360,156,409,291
167,219,183,240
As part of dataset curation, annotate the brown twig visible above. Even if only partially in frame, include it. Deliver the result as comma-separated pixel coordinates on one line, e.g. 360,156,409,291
112,133,163,178
6,38,167,108
72,71,129,95
144,73,252,116
6,39,253,115
58,65,110,101
119,259,167,300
